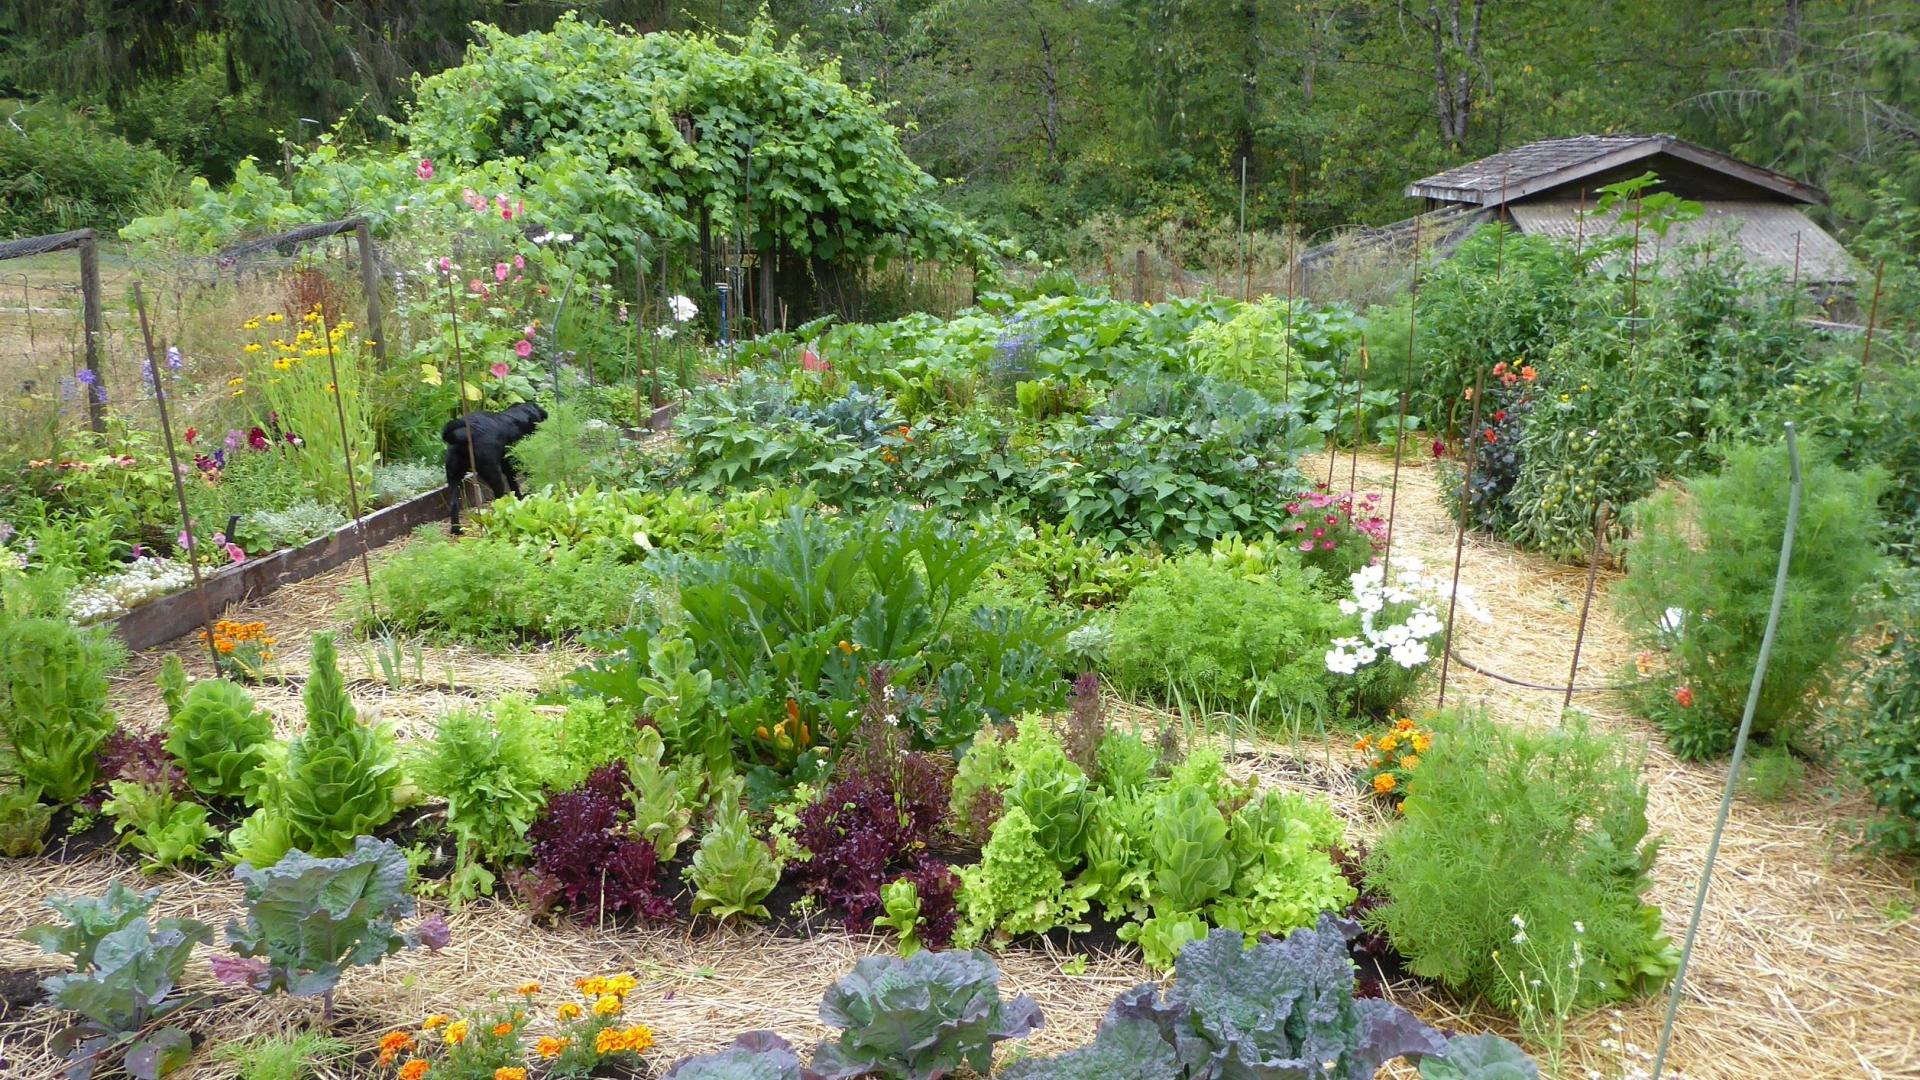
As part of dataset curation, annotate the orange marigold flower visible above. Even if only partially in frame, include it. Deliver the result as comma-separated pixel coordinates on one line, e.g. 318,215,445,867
593,994,622,1017
536,1036,570,1059
1352,737,1370,751
596,1028,624,1055
398,1061,431,1080
421,1014,449,1030
516,981,541,996
495,1069,527,1080
1377,735,1397,752
620,1025,654,1054
444,1019,469,1045
377,1030,416,1066
1395,717,1415,732
492,1022,515,1038
1411,734,1432,753
1372,773,1398,794
557,1002,583,1022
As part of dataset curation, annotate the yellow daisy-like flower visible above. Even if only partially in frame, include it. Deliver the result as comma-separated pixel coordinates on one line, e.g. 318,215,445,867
242,318,261,331
421,1014,449,1030
557,1002,583,1022
273,358,292,371
265,312,284,323
536,1036,570,1059
303,310,322,324
517,981,541,997
491,1022,514,1038
592,994,622,1018
229,388,246,397
226,376,245,387
295,329,315,344
444,1019,469,1045
244,342,262,353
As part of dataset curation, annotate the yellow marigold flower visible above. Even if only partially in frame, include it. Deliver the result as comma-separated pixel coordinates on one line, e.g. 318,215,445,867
604,974,637,997
592,994,622,1017
1402,754,1422,770
1352,736,1370,751
1411,734,1431,753
444,1019,469,1045
557,1002,583,1022
536,1036,570,1059
494,1068,527,1080
491,1022,514,1038
398,1060,430,1080
517,981,541,997
1377,735,1397,752
1372,773,1398,794
421,1014,449,1031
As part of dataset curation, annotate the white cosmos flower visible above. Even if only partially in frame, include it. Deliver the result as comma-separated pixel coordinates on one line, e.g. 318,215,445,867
1406,611,1445,640
1390,640,1431,668
1325,648,1360,675
1379,623,1412,647
655,325,677,339
1338,599,1360,616
1355,646,1378,666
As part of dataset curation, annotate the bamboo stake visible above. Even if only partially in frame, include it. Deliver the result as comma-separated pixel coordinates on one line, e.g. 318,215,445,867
132,282,220,668
1856,261,1885,407
1383,215,1421,568
316,303,376,605
1436,366,1487,709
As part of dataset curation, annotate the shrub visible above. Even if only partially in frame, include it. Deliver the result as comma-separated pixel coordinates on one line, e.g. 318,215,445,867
0,616,121,804
0,105,183,236
1842,595,1920,855
1107,555,1341,726
1617,438,1886,758
1365,709,1679,1012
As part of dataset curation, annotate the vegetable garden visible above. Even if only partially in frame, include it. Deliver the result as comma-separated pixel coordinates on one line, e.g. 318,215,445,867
3,17,1918,1080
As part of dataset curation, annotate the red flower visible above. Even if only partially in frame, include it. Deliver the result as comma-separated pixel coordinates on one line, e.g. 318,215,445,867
1674,685,1694,708
1493,410,1507,423
1431,439,1447,459
1492,361,1508,376
247,427,270,451
801,348,830,372
1483,429,1498,444
184,426,198,444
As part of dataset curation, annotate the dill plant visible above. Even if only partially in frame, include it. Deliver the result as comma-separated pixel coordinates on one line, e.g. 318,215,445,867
1617,437,1885,759
1365,708,1678,1014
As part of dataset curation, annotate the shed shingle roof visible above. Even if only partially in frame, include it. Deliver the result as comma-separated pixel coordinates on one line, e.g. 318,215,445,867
1407,135,1826,207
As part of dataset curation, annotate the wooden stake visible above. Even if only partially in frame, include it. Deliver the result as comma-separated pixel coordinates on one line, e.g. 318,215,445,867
132,282,220,668
1436,366,1487,709
316,303,376,606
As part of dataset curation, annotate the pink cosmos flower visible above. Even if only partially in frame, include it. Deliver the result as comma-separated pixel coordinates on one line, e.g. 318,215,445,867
515,338,533,358
1299,540,1314,552
416,158,434,181
490,361,510,379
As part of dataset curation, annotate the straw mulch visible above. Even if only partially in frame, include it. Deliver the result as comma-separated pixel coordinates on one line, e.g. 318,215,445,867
5,455,1919,1079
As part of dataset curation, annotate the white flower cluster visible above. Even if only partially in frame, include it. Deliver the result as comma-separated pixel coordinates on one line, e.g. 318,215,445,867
667,294,699,323
1324,556,1490,675
67,557,196,624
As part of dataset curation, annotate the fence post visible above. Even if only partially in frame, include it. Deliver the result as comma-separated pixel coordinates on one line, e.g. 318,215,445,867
352,219,386,365
1134,249,1147,303
78,231,107,433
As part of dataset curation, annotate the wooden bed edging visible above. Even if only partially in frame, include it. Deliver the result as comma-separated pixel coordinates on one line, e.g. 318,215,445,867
109,486,451,652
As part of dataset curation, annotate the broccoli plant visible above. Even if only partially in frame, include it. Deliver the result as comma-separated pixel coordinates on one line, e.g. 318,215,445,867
222,836,443,1017
810,948,1044,1080
23,885,211,1080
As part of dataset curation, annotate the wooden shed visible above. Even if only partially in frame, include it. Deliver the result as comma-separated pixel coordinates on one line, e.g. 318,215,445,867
1405,134,1856,287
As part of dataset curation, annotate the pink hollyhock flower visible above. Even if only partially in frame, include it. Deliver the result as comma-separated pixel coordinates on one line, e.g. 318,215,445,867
513,254,525,270
802,348,830,372
463,188,484,211
490,361,510,379
495,262,510,282
468,278,485,294
226,543,246,564
416,158,434,181
438,256,453,272
515,338,533,358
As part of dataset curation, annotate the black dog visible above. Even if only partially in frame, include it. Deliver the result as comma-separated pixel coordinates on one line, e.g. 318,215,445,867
443,402,546,533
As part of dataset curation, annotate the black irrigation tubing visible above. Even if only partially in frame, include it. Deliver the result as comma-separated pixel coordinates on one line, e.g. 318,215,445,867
1441,646,1636,695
